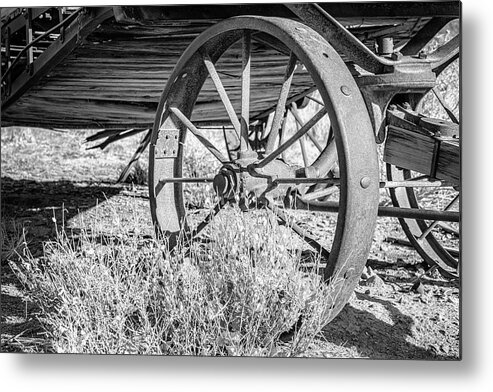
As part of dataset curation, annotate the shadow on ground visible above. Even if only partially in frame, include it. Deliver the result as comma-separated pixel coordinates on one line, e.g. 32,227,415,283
1,177,124,352
323,291,454,360
1,177,123,252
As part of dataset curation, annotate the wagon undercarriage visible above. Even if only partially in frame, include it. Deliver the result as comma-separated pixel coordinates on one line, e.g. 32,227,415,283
1,2,460,322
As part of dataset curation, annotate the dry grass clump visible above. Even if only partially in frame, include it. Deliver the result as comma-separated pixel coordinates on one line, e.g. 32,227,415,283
9,205,336,356
1,219,27,265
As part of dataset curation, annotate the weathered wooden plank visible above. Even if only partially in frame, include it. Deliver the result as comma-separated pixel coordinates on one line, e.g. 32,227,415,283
436,138,460,185
384,125,460,184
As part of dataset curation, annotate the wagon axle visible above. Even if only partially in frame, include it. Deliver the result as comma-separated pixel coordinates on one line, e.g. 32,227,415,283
212,157,300,203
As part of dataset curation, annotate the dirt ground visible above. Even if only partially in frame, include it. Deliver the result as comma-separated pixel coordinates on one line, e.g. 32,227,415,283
0,127,460,358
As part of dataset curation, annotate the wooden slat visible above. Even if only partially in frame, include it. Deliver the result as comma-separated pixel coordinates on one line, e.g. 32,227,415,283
384,125,459,185
436,139,460,184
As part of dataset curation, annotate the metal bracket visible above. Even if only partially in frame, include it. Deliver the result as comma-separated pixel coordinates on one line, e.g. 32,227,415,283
155,128,180,158
355,61,437,143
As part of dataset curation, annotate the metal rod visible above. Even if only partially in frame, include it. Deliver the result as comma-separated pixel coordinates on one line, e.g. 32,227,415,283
272,178,447,188
275,178,337,184
290,200,460,222
169,107,228,163
158,177,214,184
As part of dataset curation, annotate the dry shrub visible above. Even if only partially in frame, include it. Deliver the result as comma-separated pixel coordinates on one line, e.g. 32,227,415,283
10,205,337,356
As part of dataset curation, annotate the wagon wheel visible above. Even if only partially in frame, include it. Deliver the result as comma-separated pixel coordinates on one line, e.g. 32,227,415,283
149,16,379,321
386,53,460,279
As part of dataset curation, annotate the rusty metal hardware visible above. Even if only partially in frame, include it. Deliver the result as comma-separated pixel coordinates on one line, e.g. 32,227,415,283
154,128,180,159
285,196,459,223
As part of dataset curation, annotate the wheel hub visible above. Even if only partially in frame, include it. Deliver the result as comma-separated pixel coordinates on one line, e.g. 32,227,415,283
213,165,238,200
212,158,296,202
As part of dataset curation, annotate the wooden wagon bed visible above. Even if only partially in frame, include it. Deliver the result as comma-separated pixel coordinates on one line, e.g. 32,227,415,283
1,3,459,130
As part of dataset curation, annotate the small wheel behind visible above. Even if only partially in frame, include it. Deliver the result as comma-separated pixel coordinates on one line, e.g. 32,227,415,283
386,53,459,278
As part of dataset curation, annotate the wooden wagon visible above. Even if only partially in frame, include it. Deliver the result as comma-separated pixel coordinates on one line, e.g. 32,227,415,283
1,2,460,322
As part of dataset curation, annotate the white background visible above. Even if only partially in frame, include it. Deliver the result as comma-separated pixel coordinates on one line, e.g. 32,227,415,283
1,0,491,390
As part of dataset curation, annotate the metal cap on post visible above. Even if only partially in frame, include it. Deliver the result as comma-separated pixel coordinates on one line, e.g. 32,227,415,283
377,37,394,56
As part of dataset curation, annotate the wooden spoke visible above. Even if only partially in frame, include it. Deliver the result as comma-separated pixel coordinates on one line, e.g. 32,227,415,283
202,51,241,137
417,194,459,241
302,186,339,201
408,174,431,182
251,32,290,56
240,31,252,153
170,107,228,163
290,103,324,152
306,95,324,106
182,202,225,246
279,111,288,160
299,137,309,167
265,52,298,153
432,87,459,124
252,86,317,122
437,222,460,237
223,125,239,161
267,200,330,260
256,107,326,169
117,129,151,183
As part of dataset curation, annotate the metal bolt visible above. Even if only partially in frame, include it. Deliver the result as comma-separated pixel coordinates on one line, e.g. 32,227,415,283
360,176,371,189
341,85,351,96
390,52,403,61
